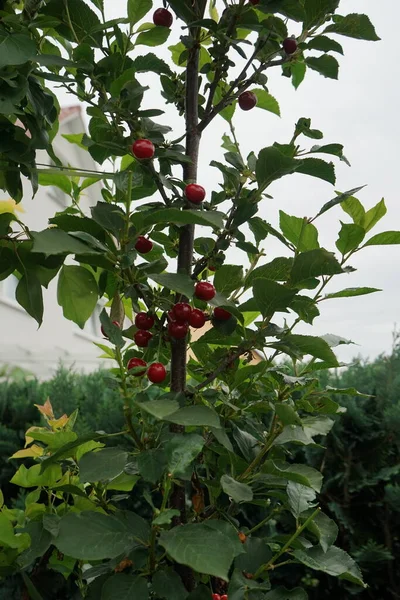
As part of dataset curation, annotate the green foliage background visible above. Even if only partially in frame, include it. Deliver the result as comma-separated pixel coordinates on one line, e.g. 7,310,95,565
1,346,399,599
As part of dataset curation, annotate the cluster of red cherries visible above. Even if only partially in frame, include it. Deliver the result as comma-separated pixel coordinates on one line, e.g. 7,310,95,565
101,280,233,384
212,594,228,600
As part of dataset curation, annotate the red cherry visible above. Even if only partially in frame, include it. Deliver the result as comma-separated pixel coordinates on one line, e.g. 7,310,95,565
153,7,173,27
221,596,228,600
131,139,155,160
172,302,192,323
189,309,206,329
209,265,216,272
134,330,153,347
135,236,153,254
127,357,147,376
185,183,206,204
147,362,167,383
168,321,189,339
101,320,120,337
135,312,155,330
283,37,298,55
238,91,257,111
212,595,221,600
194,281,216,301
214,307,232,321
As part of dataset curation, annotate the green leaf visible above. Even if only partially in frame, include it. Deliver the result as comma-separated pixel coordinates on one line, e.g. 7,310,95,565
91,202,125,237
165,433,204,477
148,272,194,297
273,425,314,446
363,231,400,247
128,0,152,25
0,513,29,549
220,475,253,503
152,568,188,600
306,510,338,552
38,172,72,195
335,223,365,254
136,24,170,47
11,464,62,488
281,334,339,365
79,448,128,483
256,147,299,188
296,158,336,184
291,61,307,89
279,212,319,251
133,53,173,76
303,0,340,29
290,248,343,284
293,545,365,586
214,265,244,296
306,55,339,79
57,265,98,328
315,186,366,219
137,399,180,419
16,272,44,326
159,523,236,580
55,511,135,560
31,229,96,256
363,198,387,232
287,482,316,518
143,208,224,230
252,278,297,318
102,574,148,600
0,27,37,69
252,89,280,116
153,509,180,526
324,13,380,41
245,258,293,288
262,460,323,492
275,404,302,426
137,448,167,484
265,588,307,600
166,406,221,429
307,35,343,54
341,195,365,225
324,287,381,299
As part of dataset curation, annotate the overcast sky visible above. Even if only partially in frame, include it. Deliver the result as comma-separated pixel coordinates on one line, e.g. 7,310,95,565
52,1,400,363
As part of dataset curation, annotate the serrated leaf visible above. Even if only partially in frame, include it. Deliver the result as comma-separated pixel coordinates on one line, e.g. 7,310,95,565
279,211,319,251
363,231,400,247
137,399,179,419
57,265,98,328
287,481,316,518
262,460,323,492
307,35,343,54
55,512,135,560
166,406,221,428
279,334,339,366
220,475,253,503
101,574,148,600
159,524,236,580
133,52,173,76
252,89,280,116
324,13,380,41
335,223,365,254
136,24,170,47
31,229,96,255
306,510,338,552
128,0,152,25
296,157,336,184
324,287,381,299
290,248,342,283
363,198,386,232
315,186,366,219
253,278,297,317
148,272,194,297
165,433,204,477
256,147,299,188
16,272,43,326
214,264,243,296
306,54,339,79
293,545,365,586
303,0,340,29
79,448,128,483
